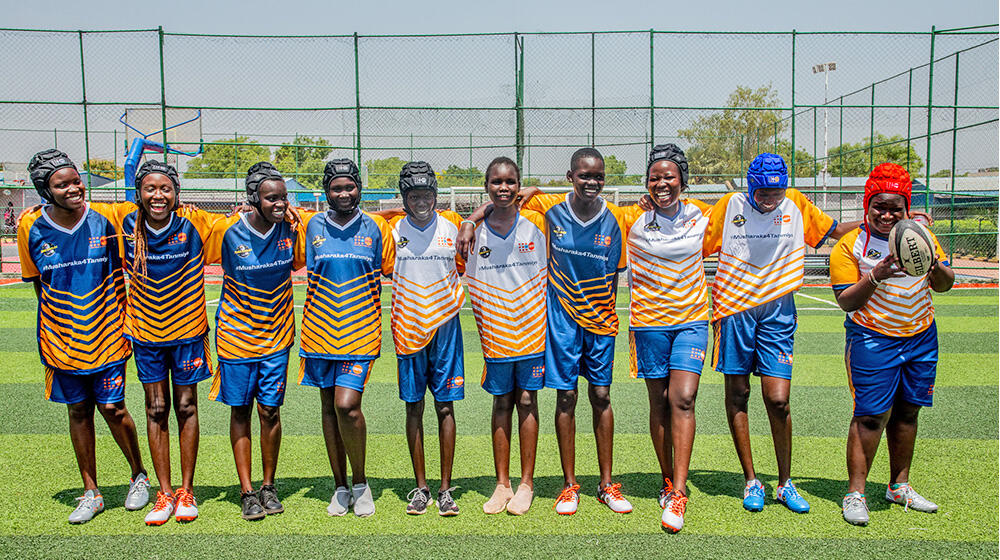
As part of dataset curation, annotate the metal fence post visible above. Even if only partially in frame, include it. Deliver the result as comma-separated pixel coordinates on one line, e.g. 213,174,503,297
78,31,92,195
790,29,796,187
158,26,168,152
949,52,960,259
649,29,655,144
924,26,936,213
591,32,596,148
514,33,524,169
906,68,913,173
869,84,875,171
354,32,362,164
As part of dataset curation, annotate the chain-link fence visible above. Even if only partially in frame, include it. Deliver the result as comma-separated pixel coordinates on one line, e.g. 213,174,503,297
1,26,997,279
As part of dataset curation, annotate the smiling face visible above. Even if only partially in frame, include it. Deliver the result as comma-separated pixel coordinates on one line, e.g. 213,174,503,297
257,179,288,224
752,187,786,214
403,188,436,222
47,167,85,211
646,159,683,212
486,163,520,209
139,173,176,227
567,156,605,203
326,177,360,216
867,192,908,235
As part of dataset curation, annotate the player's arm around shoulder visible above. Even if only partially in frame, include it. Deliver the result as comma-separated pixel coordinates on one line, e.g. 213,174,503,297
16,207,43,286
203,214,242,266
786,188,840,247
366,212,396,277
702,192,736,257
177,205,224,241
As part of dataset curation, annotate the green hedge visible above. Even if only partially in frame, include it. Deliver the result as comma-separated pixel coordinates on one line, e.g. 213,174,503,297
932,219,998,259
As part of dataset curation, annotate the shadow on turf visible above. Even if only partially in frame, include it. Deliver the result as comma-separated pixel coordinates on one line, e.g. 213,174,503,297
52,470,891,513
685,469,892,511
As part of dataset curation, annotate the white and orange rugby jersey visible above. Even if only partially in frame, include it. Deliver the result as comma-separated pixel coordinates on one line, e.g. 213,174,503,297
521,192,627,336
704,189,836,321
830,225,948,337
388,211,466,356
620,199,711,329
464,210,548,362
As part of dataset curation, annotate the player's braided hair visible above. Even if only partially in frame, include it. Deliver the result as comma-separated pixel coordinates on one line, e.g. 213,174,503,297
129,160,180,294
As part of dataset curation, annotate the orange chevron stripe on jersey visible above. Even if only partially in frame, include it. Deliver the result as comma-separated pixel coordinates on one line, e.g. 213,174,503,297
215,275,295,360
467,270,547,359
300,269,383,357
830,227,946,337
390,268,464,354
712,247,806,319
125,253,208,344
628,245,709,326
548,261,618,335
37,276,131,371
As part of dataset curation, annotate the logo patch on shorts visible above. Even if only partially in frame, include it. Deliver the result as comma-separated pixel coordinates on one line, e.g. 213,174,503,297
777,351,793,365
531,365,544,378
927,384,934,396
690,348,705,361
351,363,364,376
446,376,464,389
182,357,204,371
732,214,746,227
103,375,124,391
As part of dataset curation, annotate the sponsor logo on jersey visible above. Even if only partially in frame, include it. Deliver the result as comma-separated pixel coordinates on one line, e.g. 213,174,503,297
517,241,535,253
732,214,746,227
124,234,135,246
353,235,373,248
772,214,791,226
397,236,409,248
234,244,252,259
478,246,492,258
551,225,567,239
436,235,453,248
690,347,706,361
89,236,107,249
446,376,464,389
40,242,57,257
777,351,793,365
594,234,612,247
276,237,293,251
311,234,326,248
684,218,698,228
866,248,882,259
644,220,661,232
166,232,187,245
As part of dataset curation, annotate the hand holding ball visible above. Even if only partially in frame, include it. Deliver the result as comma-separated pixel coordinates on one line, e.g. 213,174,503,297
888,219,935,276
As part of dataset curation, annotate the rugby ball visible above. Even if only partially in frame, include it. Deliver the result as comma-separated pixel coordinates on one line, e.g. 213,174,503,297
888,219,935,276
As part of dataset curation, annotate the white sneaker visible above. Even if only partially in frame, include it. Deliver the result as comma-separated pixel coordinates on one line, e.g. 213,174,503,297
661,492,688,532
327,486,351,516
554,484,580,515
885,483,938,513
352,483,375,517
68,490,104,524
144,491,175,526
125,472,151,511
174,488,198,522
597,482,633,514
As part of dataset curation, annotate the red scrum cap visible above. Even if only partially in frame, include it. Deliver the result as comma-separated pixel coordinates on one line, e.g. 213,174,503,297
864,163,912,212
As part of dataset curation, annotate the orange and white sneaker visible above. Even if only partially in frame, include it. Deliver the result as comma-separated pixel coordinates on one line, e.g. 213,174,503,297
144,491,175,526
174,488,199,522
554,484,580,515
659,478,674,509
661,492,688,532
597,482,633,514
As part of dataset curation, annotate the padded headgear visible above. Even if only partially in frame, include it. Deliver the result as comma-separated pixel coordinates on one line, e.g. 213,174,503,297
245,161,283,208
864,163,912,213
28,149,77,203
746,153,788,213
646,143,689,187
135,160,180,211
398,161,438,196
323,158,362,190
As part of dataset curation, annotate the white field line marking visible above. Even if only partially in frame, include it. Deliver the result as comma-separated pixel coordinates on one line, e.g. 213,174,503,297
796,292,840,307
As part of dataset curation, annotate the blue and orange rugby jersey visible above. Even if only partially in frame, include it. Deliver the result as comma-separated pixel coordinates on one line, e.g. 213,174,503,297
17,203,131,373
203,213,306,362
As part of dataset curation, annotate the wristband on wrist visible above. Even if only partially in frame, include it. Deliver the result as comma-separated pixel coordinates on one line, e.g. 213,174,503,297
460,219,477,227
867,271,880,287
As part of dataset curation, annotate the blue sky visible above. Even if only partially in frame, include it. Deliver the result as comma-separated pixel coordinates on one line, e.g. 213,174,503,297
2,0,996,35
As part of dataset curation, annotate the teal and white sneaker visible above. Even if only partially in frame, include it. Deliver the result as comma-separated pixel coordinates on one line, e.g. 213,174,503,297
885,483,938,513
68,490,104,524
775,480,810,513
124,472,150,511
842,492,869,526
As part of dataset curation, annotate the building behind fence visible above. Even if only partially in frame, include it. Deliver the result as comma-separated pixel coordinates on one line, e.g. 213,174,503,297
1,25,997,278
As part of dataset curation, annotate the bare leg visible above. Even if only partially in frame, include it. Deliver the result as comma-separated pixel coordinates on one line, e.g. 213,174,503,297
886,399,921,485
668,370,700,494
230,405,254,493
172,384,200,492
405,400,427,489
724,374,756,481
846,412,890,494
97,401,145,478
644,378,672,481
68,401,98,491
589,384,614,488
514,388,539,488
490,392,515,487
333,387,367,485
257,403,281,486
554,389,578,487
761,376,792,485
143,381,173,494
435,399,456,491
320,388,348,487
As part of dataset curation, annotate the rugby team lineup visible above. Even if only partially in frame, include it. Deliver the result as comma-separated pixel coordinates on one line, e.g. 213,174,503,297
16,141,955,531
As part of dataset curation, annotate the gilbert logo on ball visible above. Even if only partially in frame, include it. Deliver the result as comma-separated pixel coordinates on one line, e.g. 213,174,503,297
888,219,935,276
